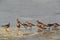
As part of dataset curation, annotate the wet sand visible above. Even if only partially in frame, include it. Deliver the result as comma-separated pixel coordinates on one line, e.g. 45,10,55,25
0,28,60,40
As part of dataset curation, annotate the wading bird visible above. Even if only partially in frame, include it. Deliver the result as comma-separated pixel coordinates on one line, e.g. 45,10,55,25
26,21,35,31
2,23,10,32
36,20,48,32
16,18,22,31
22,21,35,31
52,23,60,30
47,23,60,30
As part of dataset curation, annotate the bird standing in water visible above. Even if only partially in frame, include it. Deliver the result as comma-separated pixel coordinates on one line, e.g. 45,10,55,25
2,23,10,32
26,21,35,31
36,20,48,32
22,21,35,31
22,23,28,31
47,23,60,31
16,18,22,31
53,23,60,30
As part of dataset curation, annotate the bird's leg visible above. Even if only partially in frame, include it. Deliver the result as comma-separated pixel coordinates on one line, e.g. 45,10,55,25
5,28,9,32
43,29,46,33
29,27,32,32
24,26,27,31
48,27,51,31
54,27,58,31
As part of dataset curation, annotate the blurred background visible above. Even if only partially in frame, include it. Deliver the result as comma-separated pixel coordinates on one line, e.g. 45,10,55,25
0,0,60,28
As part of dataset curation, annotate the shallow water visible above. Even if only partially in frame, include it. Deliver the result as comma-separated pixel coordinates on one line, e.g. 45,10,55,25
0,28,60,40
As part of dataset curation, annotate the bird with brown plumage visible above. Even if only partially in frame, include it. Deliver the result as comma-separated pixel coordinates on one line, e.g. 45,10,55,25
2,23,10,32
